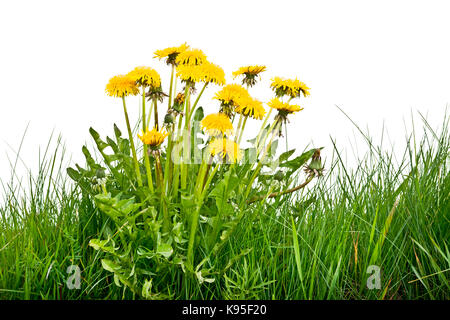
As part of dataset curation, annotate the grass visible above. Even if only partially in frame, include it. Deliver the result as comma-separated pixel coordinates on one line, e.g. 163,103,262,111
0,113,448,300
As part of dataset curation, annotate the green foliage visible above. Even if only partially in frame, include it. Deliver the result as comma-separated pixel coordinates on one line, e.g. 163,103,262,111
63,113,318,298
1,112,448,300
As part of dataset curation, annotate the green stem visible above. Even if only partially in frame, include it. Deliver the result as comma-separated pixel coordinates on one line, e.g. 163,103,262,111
162,65,175,192
153,98,159,130
188,82,208,121
256,107,273,147
142,87,147,131
146,100,153,129
284,120,288,151
247,174,314,204
143,145,154,192
187,164,219,268
202,155,214,190
234,114,243,143
168,65,175,109
142,88,154,192
172,158,180,196
257,118,279,157
194,159,207,199
245,121,281,199
238,116,248,145
172,112,185,197
155,152,169,232
193,153,213,196
181,84,191,190
165,69,177,195
122,96,142,187
164,130,174,193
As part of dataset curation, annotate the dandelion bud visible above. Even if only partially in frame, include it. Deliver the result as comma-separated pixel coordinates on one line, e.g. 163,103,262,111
164,113,174,125
304,149,324,177
173,92,185,112
309,149,322,170
96,168,106,179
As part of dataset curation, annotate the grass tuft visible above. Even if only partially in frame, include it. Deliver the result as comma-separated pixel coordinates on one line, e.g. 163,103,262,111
1,112,448,299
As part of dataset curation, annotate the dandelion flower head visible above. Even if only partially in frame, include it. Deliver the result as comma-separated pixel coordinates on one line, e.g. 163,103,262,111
214,84,250,106
105,75,139,98
267,98,303,114
235,96,266,120
176,61,225,85
232,65,266,87
127,66,161,88
175,48,207,66
209,138,243,163
201,112,234,137
270,77,310,98
154,43,189,65
138,127,169,148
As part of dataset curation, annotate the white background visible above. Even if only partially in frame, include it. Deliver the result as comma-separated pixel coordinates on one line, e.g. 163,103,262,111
0,0,449,185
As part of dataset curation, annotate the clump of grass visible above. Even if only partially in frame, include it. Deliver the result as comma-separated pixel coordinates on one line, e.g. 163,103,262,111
222,111,449,300
0,132,111,299
1,111,447,300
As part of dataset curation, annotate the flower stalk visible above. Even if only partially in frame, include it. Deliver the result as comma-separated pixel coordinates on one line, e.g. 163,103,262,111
237,116,248,145
188,82,208,121
142,88,154,192
234,114,243,142
122,96,143,187
163,68,176,194
245,120,281,199
256,107,273,147
168,65,175,109
187,163,219,268
247,174,314,204
180,84,191,190
153,97,159,130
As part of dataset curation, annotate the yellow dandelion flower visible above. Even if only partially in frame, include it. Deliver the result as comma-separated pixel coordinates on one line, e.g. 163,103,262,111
127,66,161,88
154,43,189,65
267,98,303,114
235,96,266,120
270,77,310,98
201,112,234,137
138,127,169,148
201,62,226,85
105,75,139,98
176,64,199,83
175,48,207,66
214,84,250,106
176,61,225,85
232,65,266,78
232,65,266,87
209,138,243,163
